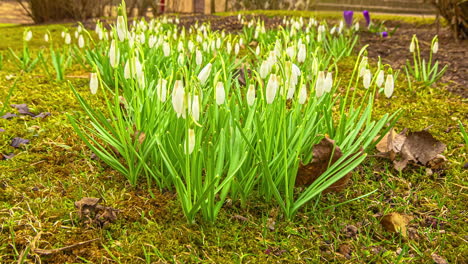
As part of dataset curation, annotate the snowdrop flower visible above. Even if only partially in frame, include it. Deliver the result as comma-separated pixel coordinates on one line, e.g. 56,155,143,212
188,40,194,53
315,71,325,98
216,38,221,49
324,72,333,92
172,80,185,118
247,84,256,106
156,78,167,102
44,33,49,42
297,43,306,63
215,82,225,105
78,35,85,48
148,35,156,48
109,40,119,68
358,56,368,77
185,129,195,155
198,63,212,85
178,53,185,65
255,45,260,56
354,22,360,31
384,75,394,98
74,30,79,39
65,33,71,44
376,70,385,87
363,69,372,89
77,25,83,33
259,60,270,79
61,31,65,38
286,46,295,60
432,40,439,54
298,84,307,104
163,42,170,57
226,42,232,54
191,95,200,121
409,38,415,53
239,37,244,46
195,49,202,66
266,74,279,104
234,43,240,55
89,73,98,94
116,16,126,41
330,26,336,35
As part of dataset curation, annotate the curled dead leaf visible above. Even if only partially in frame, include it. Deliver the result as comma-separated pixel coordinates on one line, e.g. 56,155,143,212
380,212,413,237
296,137,356,193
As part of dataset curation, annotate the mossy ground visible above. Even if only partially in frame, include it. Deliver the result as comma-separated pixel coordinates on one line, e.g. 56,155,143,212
0,13,467,264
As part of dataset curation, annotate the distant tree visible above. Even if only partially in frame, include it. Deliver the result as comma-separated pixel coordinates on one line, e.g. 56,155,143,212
432,0,468,40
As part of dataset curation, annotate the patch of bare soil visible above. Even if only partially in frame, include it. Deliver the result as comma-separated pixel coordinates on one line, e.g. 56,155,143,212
359,21,468,98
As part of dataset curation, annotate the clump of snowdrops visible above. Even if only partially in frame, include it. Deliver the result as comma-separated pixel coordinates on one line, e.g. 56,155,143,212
67,2,399,223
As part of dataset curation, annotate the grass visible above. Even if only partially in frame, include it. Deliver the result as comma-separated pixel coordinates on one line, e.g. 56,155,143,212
0,13,467,263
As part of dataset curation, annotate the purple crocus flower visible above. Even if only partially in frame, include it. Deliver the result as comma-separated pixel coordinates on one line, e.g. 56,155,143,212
363,10,371,27
381,31,388,37
343,11,354,27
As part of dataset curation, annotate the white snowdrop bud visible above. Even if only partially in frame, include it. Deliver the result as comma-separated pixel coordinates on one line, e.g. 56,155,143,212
384,75,394,98
266,74,279,104
89,73,98,94
186,129,195,155
247,84,256,106
109,40,119,68
195,49,203,66
432,40,439,54
215,82,225,105
44,33,49,42
65,33,71,44
376,70,385,87
172,80,185,118
116,16,126,41
298,84,307,104
234,43,240,55
191,95,200,122
163,42,170,57
78,35,85,48
324,72,333,92
363,69,372,89
156,78,167,102
197,63,212,85
315,71,325,98
297,43,306,63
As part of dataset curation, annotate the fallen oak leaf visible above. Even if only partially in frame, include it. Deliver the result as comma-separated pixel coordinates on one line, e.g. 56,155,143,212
11,137,30,148
33,112,51,119
11,104,35,116
1,112,17,119
297,137,357,192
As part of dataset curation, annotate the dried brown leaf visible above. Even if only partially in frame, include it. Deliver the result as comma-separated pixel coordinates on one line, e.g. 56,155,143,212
380,212,413,237
431,253,448,264
296,137,351,192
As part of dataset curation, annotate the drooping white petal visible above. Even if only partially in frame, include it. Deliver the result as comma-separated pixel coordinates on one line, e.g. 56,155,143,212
116,16,127,41
198,63,212,85
376,70,385,87
78,35,85,48
384,75,394,98
156,78,167,102
297,43,306,63
266,74,279,104
186,129,195,155
215,82,225,105
298,84,307,104
195,49,202,66
363,69,372,89
89,73,98,95
247,84,256,106
432,41,439,54
191,95,200,121
109,40,119,68
163,42,171,57
324,72,333,92
24,30,32,42
172,80,185,118
315,71,325,98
